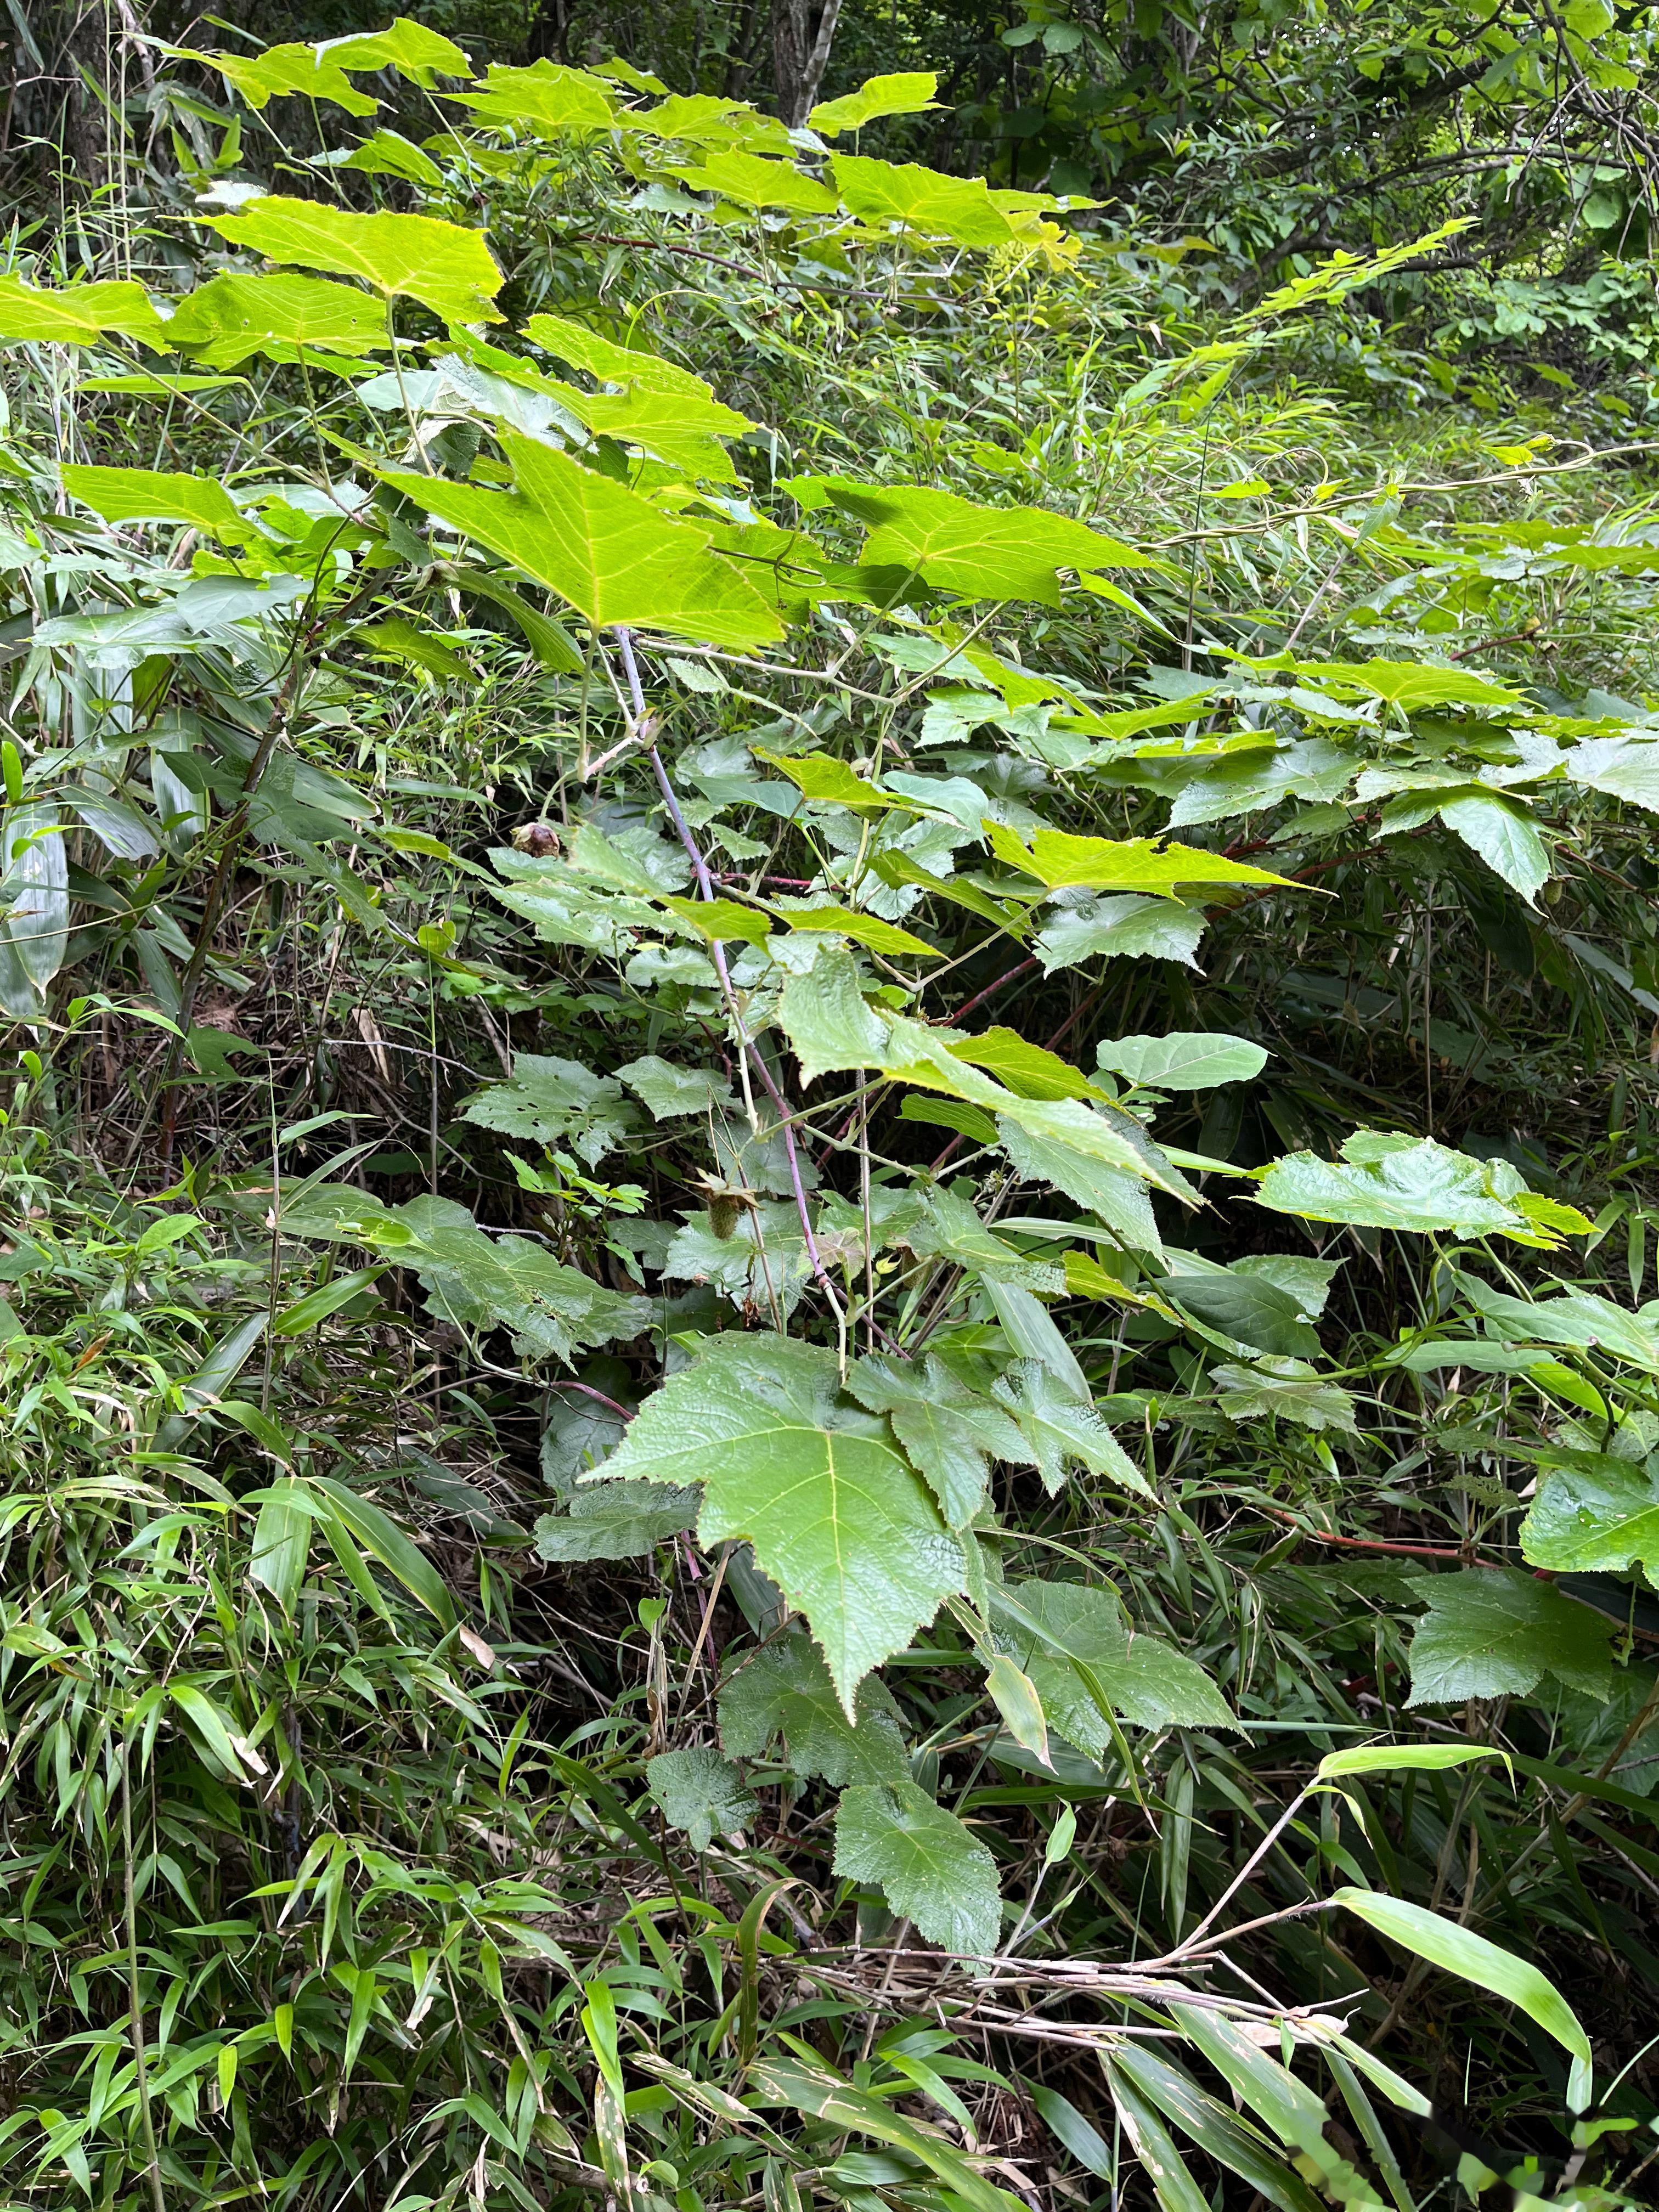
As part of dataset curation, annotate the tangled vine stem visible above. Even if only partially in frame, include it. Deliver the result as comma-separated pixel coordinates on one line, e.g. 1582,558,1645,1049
613,626,905,1362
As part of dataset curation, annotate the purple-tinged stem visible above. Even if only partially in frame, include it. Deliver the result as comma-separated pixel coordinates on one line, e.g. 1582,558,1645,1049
615,629,856,1341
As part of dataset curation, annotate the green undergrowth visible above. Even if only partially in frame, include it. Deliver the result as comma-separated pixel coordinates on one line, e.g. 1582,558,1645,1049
0,24,1657,2212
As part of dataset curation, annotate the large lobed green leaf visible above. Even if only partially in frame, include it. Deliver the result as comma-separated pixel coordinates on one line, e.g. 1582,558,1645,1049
833,1780,1002,1954
646,1747,757,1850
379,433,782,648
1521,1460,1659,1578
1257,1135,1543,1239
1406,1568,1616,1703
205,198,504,325
0,274,167,348
165,272,393,365
177,19,470,112
985,822,1291,894
994,1578,1234,1745
810,72,941,135
718,1626,910,1784
593,1336,966,1707
800,475,1149,601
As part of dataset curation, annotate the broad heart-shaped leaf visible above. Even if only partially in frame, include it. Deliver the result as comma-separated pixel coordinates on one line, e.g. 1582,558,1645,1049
718,1624,909,1784
1002,1092,1198,1203
902,1187,1062,1299
450,59,618,131
532,1482,699,1562
523,312,712,399
833,1780,1002,1954
458,1053,634,1167
993,1578,1234,1743
663,1203,814,1318
180,41,376,113
777,944,893,1084
1167,1268,1320,1358
755,749,916,809
374,1197,649,1364
379,436,781,649
1454,1277,1659,1367
646,1748,756,1851
1331,1890,1590,2069
321,18,472,82
165,272,391,366
1036,893,1207,974
1251,654,1520,712
661,895,772,944
1256,1137,1529,1237
831,156,1019,249
985,823,1291,895
879,1017,1198,1204
488,858,662,951
60,466,269,549
992,1362,1153,1498
0,274,167,348
555,380,752,482
340,129,446,188
1097,1031,1268,1092
567,820,693,894
594,1336,965,1709
1211,1358,1357,1434
178,20,469,111
1520,1460,1659,1578
205,199,504,325
1435,792,1550,906
611,89,778,146
775,901,941,960
615,1054,729,1121
811,71,940,134
811,476,1146,603
541,1369,633,1497
673,151,839,216
847,1353,1030,1526
1564,732,1659,814
1165,736,1354,830
1405,1568,1615,1704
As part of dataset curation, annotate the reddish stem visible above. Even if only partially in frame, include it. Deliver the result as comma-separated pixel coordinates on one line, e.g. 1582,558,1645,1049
1260,1505,1496,1565
951,956,1041,1025
562,1380,635,1423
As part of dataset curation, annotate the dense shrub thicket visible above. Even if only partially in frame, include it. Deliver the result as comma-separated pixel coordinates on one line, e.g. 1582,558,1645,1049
2,12,1659,2212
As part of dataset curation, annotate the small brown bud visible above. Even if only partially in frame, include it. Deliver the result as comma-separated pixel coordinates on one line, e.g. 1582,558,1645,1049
511,822,562,857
